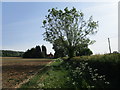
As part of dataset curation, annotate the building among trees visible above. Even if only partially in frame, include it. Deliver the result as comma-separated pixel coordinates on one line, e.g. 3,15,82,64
47,52,54,58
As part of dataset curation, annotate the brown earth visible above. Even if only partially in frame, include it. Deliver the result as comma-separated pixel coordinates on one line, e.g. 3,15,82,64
2,57,52,88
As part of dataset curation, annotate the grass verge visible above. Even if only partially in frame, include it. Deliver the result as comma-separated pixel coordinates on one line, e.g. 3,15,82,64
19,58,69,88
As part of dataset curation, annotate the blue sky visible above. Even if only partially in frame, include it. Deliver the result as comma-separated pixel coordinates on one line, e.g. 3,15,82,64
2,2,118,54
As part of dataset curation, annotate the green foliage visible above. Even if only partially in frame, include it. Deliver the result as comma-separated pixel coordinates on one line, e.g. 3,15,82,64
53,42,93,58
42,7,98,58
21,54,120,89
1,50,24,57
76,44,93,56
23,45,47,58
73,53,120,63
53,39,67,58
42,45,47,57
64,61,110,88
37,69,68,88
77,48,93,56
71,53,120,88
35,58,70,88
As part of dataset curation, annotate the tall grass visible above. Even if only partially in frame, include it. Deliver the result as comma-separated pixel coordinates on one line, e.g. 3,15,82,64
20,53,120,89
70,53,120,88
72,53,120,62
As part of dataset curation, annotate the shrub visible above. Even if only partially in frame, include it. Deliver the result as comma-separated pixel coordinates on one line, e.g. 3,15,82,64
64,60,110,88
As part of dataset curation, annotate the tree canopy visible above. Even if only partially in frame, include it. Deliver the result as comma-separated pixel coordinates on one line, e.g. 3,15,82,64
42,45,47,57
76,44,93,56
52,39,67,58
42,7,98,58
52,39,93,58
1,50,24,57
23,45,47,58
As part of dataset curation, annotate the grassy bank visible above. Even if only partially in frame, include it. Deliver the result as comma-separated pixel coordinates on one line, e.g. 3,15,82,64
19,59,68,88
20,53,120,89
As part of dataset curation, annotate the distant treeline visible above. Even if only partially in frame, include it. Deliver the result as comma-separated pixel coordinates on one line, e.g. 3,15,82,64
22,45,51,58
0,50,24,57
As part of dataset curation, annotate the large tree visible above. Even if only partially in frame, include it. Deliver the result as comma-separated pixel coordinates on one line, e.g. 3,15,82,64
42,7,98,58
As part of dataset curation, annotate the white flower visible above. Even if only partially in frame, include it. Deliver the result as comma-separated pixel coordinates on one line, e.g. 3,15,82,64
105,82,110,84
98,76,103,79
94,69,98,71
79,72,82,75
38,83,44,87
95,73,98,76
72,82,75,85
103,78,106,80
93,78,97,81
91,86,95,88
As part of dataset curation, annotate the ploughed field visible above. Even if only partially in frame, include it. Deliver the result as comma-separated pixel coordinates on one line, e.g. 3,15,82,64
2,57,52,88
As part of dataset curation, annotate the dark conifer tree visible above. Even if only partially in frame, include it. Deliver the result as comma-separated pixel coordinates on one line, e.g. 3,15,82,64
23,45,47,58
35,45,42,58
42,45,47,57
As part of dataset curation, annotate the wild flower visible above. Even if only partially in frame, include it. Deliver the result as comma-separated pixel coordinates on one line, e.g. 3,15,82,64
93,78,97,81
95,73,98,76
94,69,98,71
91,86,95,88
98,76,103,79
38,83,44,87
65,61,110,88
72,82,75,85
85,62,88,65
105,81,110,85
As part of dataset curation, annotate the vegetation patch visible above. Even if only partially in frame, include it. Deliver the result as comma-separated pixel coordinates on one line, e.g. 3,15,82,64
20,54,120,89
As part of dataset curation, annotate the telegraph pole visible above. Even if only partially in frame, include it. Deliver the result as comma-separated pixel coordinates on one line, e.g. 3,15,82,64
108,38,111,54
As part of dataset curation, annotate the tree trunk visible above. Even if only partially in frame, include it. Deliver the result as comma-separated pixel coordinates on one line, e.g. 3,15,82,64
68,47,74,59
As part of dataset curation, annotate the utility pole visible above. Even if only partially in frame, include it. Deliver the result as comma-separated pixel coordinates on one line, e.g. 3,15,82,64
108,38,111,54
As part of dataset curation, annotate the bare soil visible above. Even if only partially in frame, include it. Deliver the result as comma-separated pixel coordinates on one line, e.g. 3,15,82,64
2,57,52,88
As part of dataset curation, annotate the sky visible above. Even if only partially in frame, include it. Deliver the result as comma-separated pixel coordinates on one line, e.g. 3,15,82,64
2,2,118,54
0,2,2,51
